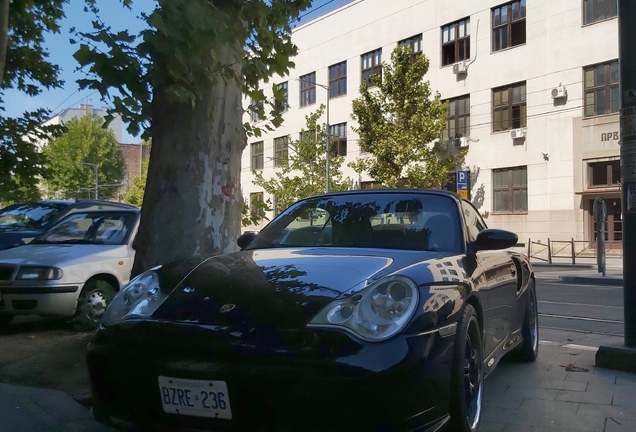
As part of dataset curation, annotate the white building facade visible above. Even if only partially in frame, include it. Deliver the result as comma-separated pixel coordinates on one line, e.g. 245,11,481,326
241,0,621,250
43,104,123,145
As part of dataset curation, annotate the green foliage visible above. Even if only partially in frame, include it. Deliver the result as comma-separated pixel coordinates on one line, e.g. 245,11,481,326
73,0,312,139
241,195,270,228
0,0,68,203
122,157,148,207
42,115,125,200
252,105,352,214
350,44,466,189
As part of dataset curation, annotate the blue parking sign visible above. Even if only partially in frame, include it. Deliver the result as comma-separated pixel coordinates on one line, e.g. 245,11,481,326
456,170,468,191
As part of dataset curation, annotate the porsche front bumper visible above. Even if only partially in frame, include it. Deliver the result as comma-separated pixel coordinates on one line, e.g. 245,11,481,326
87,320,455,432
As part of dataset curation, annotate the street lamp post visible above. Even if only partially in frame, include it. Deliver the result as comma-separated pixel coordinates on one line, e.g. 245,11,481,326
81,162,99,200
297,78,331,193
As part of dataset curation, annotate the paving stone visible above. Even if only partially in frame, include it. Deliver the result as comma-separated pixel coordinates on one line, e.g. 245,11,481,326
555,389,614,405
478,421,507,432
577,403,636,422
483,394,526,409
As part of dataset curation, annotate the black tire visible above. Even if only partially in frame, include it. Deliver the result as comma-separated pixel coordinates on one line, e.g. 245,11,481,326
0,314,14,327
449,304,483,432
519,281,539,362
76,280,116,330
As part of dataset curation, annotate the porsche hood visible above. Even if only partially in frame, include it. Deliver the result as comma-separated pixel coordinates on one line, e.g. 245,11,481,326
152,247,437,328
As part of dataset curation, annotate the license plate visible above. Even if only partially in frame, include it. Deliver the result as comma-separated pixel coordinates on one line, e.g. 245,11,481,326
158,376,232,419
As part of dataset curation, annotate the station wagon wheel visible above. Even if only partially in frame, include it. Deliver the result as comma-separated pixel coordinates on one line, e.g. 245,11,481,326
520,280,539,362
450,304,483,432
76,280,116,329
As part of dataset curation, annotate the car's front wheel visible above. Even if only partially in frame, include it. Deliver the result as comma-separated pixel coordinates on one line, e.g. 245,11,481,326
76,280,116,329
449,304,483,432
519,281,539,362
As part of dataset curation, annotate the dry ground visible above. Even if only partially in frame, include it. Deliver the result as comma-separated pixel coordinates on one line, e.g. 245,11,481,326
0,316,93,404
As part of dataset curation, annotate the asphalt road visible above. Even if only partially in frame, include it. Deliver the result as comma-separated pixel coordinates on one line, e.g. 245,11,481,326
534,270,624,337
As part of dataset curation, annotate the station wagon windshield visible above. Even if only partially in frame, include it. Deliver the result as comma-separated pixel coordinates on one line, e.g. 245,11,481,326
33,212,136,245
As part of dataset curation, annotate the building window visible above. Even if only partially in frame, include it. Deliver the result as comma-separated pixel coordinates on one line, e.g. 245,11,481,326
493,166,527,214
251,141,264,170
399,34,423,62
274,136,288,167
443,95,470,140
361,48,382,86
300,72,316,107
329,123,347,157
275,82,288,112
249,97,259,122
300,130,316,143
250,192,265,220
492,1,526,52
493,82,526,132
588,160,620,188
442,19,470,66
272,194,283,217
329,61,347,98
361,181,383,189
583,0,617,25
584,60,619,117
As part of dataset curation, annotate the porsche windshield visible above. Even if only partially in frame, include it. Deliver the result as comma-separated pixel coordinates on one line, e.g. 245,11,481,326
247,192,462,252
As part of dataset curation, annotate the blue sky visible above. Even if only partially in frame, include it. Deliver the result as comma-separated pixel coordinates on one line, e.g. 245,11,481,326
4,0,352,143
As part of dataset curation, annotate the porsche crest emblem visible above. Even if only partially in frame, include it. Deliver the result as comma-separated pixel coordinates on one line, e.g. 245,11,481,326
220,304,236,313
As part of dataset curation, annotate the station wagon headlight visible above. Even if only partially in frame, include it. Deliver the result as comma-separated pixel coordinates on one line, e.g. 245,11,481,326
102,268,167,326
16,266,63,280
308,275,419,342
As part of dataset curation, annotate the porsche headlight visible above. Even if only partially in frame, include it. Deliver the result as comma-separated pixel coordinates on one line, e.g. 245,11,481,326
16,266,63,280
308,275,419,342
102,269,167,326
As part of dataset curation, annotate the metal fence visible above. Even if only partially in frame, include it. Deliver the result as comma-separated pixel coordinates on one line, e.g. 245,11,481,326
527,238,622,264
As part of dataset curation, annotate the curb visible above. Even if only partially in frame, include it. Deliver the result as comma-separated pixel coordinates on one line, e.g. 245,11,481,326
532,262,595,269
559,275,624,286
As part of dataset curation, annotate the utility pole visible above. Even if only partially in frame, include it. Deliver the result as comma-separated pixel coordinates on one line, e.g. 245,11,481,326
596,0,636,372
81,162,99,200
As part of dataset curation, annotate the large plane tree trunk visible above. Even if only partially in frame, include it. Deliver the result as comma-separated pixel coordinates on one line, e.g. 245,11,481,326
131,43,246,276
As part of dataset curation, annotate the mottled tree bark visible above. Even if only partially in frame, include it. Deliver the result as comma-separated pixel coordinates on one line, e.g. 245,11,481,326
131,42,246,276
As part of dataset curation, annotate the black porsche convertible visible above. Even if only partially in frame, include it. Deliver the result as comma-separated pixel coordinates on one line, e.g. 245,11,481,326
87,189,538,432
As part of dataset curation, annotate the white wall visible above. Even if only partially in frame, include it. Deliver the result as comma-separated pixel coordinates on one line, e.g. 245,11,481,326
241,0,620,244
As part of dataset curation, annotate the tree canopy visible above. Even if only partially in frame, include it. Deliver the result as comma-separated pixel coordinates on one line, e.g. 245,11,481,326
42,115,125,200
350,44,466,189
252,105,352,216
0,0,68,203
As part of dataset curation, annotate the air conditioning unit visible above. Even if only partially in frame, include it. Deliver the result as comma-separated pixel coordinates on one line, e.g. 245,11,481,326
510,128,525,139
455,137,469,148
551,85,567,99
452,61,468,75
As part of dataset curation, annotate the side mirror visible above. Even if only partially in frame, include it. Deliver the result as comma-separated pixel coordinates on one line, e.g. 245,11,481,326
472,229,518,252
237,232,257,249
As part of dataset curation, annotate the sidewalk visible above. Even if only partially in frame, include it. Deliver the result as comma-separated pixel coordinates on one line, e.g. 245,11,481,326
482,336,636,432
513,247,625,286
0,382,113,432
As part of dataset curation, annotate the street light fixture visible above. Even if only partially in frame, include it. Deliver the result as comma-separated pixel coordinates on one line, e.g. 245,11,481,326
81,162,99,200
297,77,331,193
